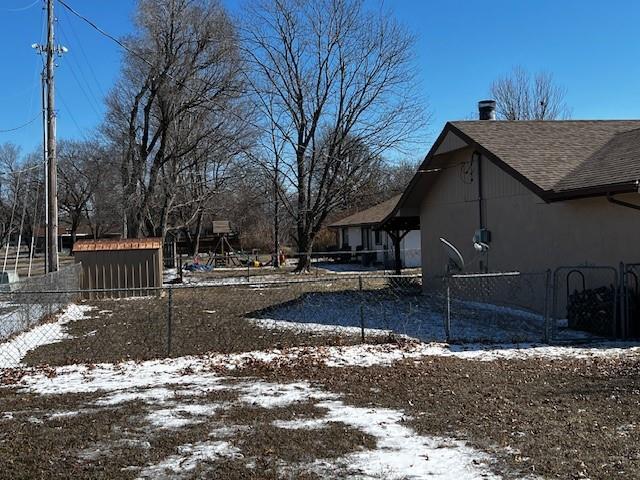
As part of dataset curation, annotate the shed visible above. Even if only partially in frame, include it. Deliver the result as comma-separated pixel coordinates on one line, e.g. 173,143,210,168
73,238,163,297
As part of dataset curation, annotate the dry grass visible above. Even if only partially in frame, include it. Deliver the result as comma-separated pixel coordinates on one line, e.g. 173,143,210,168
234,353,640,480
24,279,401,366
0,382,373,480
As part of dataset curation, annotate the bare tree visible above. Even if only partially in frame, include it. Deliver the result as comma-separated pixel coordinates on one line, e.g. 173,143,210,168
490,66,571,120
244,0,426,271
104,0,250,242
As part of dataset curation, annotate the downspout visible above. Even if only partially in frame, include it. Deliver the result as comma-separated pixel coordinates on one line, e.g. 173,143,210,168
475,151,484,228
473,151,488,271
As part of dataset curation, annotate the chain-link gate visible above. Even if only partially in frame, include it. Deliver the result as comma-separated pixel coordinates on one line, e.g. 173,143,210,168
552,266,619,341
621,263,640,339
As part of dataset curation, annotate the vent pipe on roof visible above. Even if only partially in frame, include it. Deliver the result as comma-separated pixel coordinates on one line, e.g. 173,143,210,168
478,100,496,120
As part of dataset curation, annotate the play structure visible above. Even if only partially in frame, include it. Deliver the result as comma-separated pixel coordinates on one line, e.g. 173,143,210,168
206,233,243,268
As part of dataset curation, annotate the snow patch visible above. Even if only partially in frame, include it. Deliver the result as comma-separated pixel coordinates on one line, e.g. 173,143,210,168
137,441,243,479
0,303,94,368
146,403,222,429
238,380,337,408
249,317,392,336
298,400,499,479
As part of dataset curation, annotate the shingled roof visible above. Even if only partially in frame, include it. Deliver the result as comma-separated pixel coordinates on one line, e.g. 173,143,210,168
329,195,401,228
449,120,640,196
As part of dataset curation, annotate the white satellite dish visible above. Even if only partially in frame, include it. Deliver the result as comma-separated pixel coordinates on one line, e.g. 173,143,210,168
440,237,464,273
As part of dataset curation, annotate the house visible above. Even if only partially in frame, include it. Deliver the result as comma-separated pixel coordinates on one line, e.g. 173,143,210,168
35,224,121,254
391,100,640,282
329,195,421,269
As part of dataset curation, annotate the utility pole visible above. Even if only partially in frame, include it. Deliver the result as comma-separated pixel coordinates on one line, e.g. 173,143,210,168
34,0,66,272
45,0,58,272
41,68,48,274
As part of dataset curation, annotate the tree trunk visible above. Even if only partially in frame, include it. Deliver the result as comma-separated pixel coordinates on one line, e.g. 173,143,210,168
294,232,313,273
192,210,204,257
273,166,280,268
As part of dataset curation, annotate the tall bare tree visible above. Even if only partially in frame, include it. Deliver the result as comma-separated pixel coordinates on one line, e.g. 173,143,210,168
244,0,426,271
490,66,571,120
57,139,122,246
104,0,250,242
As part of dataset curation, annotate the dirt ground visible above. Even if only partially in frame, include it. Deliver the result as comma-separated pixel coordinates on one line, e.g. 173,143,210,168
24,277,404,366
239,354,640,479
2,350,640,479
2,276,640,479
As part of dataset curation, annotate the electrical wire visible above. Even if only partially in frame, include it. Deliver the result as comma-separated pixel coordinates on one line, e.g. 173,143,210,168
56,0,414,173
0,115,40,133
2,0,40,12
58,5,105,96
57,20,103,117
57,0,154,69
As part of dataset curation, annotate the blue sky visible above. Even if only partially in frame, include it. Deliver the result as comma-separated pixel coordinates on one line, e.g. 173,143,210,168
1,0,640,156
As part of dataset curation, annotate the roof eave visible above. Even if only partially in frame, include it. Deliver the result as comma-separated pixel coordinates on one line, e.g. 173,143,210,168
547,182,637,202
380,124,456,226
384,122,553,224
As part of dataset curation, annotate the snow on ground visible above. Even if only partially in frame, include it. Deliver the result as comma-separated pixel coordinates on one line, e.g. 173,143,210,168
163,268,178,283
313,261,380,274
249,317,394,337
254,291,594,344
137,441,243,479
281,400,498,480
0,302,63,341
0,303,93,368
180,273,287,286
12,355,501,479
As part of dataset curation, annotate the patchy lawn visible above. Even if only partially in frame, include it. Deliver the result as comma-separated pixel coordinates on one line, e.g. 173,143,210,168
2,342,640,479
2,277,640,479
22,278,401,366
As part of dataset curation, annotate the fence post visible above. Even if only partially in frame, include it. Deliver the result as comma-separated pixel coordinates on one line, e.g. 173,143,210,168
166,287,173,357
444,276,451,343
543,269,551,343
359,275,365,343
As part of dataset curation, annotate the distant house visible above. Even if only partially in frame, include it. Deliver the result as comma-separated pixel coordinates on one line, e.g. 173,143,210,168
36,224,121,253
391,100,640,280
329,195,421,269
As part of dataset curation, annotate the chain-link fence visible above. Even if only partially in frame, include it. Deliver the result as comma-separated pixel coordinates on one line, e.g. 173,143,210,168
168,248,422,283
0,274,431,368
0,264,82,339
0,264,83,366
5,262,639,368
443,271,552,343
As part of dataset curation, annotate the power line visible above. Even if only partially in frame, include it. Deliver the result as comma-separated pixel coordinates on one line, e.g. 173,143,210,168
57,0,154,69
56,0,396,172
57,20,103,117
0,115,40,133
2,0,40,12
59,5,106,96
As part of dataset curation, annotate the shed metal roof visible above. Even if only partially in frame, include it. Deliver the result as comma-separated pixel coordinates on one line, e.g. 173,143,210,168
73,238,162,252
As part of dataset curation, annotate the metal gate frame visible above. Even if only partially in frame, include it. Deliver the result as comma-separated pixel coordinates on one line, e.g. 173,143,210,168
552,265,619,341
